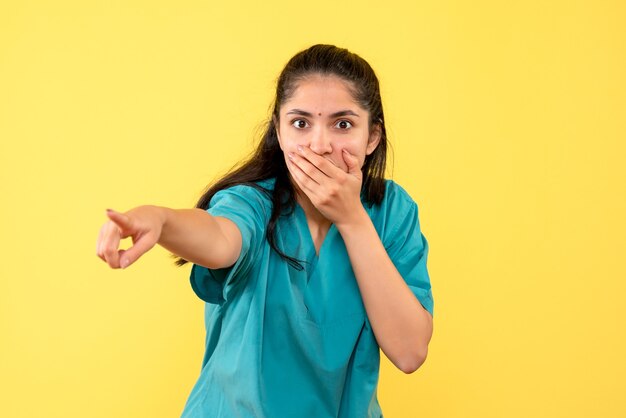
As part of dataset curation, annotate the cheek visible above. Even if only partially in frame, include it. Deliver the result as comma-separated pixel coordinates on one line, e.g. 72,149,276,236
277,134,287,151
340,144,366,160
277,133,300,152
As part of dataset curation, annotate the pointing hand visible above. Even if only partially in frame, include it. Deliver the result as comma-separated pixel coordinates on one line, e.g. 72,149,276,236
96,206,164,269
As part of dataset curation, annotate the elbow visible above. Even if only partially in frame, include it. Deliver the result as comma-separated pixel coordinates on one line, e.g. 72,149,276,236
391,309,434,374
398,347,428,374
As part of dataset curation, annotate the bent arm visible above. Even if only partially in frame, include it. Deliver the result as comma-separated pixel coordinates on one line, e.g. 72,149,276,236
156,207,242,269
336,207,434,374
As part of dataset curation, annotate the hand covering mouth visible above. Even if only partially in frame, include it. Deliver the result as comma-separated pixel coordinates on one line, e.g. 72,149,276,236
324,156,339,168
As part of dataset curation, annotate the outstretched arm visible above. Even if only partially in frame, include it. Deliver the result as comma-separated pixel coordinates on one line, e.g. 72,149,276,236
96,206,242,270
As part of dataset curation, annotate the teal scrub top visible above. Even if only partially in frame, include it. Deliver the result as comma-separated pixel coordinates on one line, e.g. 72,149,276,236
180,177,434,418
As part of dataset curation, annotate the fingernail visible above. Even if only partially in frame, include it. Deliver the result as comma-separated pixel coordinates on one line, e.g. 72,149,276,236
287,152,294,160
121,258,129,269
297,145,303,152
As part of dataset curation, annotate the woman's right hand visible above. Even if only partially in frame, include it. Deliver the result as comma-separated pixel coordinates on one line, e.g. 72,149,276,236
96,205,165,269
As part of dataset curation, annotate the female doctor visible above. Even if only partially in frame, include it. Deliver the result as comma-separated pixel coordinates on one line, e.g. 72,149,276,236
96,44,434,418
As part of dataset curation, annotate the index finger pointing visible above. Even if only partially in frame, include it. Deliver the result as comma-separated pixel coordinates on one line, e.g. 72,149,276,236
106,209,133,230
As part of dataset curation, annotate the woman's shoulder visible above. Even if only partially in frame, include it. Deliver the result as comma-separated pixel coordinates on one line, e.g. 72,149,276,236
381,179,418,209
212,178,275,200
366,179,419,226
208,178,276,218
369,180,423,245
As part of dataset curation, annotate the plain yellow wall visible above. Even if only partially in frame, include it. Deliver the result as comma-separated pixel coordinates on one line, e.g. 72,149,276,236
1,1,625,417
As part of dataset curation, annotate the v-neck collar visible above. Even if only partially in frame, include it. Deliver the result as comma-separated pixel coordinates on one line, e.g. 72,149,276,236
294,203,336,266
291,186,372,273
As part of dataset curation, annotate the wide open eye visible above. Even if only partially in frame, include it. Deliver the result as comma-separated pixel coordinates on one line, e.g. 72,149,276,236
291,119,309,129
335,120,353,129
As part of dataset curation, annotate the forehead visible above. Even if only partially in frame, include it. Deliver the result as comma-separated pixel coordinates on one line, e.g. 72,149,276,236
281,75,362,113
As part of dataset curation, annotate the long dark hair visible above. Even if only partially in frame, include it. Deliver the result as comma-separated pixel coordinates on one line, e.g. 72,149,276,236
173,44,389,269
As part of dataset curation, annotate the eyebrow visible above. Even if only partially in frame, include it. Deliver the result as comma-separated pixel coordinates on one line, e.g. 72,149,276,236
286,109,360,118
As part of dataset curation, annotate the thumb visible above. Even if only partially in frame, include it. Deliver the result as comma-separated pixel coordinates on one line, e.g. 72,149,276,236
342,149,360,175
106,209,134,233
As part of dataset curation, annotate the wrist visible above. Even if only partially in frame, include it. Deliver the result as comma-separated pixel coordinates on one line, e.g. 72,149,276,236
335,205,370,234
148,204,169,229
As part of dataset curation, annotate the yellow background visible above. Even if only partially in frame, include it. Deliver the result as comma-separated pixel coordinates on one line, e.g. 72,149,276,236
1,1,625,417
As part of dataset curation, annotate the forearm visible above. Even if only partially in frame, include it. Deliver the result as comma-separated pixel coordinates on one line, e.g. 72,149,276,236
155,206,240,269
336,208,433,374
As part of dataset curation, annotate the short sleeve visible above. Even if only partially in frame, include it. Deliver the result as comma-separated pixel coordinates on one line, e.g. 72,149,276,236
189,184,269,304
385,192,435,318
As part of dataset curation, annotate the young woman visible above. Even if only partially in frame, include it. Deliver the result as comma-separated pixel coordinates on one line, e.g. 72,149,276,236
96,44,435,417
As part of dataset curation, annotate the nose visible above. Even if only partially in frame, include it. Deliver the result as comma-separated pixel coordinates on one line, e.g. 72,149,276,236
309,126,332,155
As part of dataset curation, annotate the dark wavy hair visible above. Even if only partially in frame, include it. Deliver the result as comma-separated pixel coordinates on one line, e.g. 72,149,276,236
173,44,389,270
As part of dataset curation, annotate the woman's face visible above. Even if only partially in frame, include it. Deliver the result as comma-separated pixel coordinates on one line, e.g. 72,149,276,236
274,74,381,175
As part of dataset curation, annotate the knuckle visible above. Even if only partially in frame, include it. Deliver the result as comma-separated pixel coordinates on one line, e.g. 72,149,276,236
103,245,114,257
104,256,114,268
